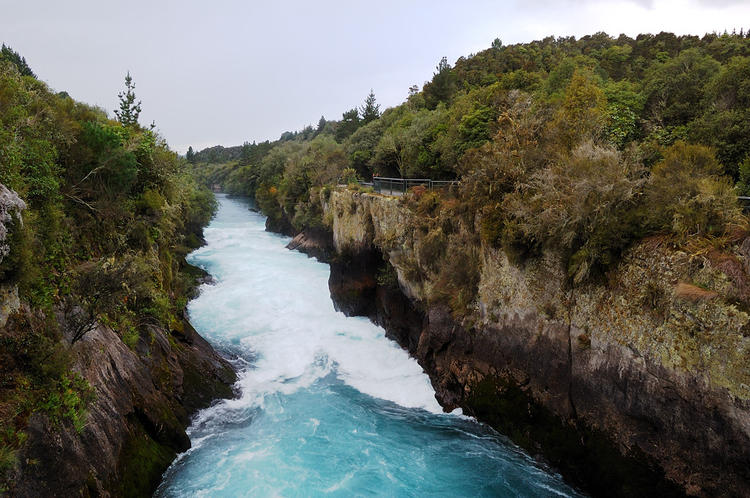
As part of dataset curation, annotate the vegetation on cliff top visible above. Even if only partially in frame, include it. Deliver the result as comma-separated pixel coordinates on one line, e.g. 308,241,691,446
191,31,750,309
0,47,216,490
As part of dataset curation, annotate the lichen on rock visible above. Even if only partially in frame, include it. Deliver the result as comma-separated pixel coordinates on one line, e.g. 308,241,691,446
0,183,26,267
324,186,750,497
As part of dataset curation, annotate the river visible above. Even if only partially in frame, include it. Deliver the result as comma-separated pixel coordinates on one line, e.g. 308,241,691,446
155,194,582,497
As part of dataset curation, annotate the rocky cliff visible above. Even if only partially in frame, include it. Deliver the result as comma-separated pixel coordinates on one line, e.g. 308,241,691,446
0,185,236,497
320,188,750,497
7,314,236,497
0,185,25,329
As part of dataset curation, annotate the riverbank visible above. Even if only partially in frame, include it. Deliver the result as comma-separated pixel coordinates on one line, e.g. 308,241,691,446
1,187,236,497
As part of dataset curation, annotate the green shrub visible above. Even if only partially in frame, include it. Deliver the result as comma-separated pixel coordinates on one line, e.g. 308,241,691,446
339,167,360,185
0,444,18,478
418,228,447,270
137,189,165,216
503,141,646,283
645,142,744,242
430,241,481,316
40,373,94,433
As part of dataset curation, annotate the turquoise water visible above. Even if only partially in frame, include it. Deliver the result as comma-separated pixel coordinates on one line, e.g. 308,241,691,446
156,194,582,497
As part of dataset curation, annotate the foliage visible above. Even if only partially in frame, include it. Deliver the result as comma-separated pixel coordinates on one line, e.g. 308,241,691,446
40,373,94,432
360,89,380,124
690,56,750,177
431,241,481,317
186,29,750,292
114,72,142,127
0,53,218,488
645,142,743,241
737,157,750,196
503,142,646,283
335,108,360,142
0,44,34,77
424,57,457,109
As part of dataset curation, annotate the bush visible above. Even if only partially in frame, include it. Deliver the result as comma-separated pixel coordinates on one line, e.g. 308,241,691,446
503,141,646,283
429,234,481,316
338,167,360,185
40,373,94,433
418,228,447,270
645,142,744,242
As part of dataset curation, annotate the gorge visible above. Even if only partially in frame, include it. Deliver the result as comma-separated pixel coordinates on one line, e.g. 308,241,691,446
2,25,750,498
310,187,750,497
156,194,582,497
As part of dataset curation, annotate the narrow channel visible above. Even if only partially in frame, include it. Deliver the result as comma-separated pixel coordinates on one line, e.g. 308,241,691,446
156,194,581,497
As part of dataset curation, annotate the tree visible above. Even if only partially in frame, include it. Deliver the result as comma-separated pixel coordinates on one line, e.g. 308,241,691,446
186,146,195,163
238,141,254,166
360,89,380,124
114,72,142,127
335,108,360,142
644,49,719,128
424,56,456,109
0,44,35,77
550,69,607,148
690,56,750,177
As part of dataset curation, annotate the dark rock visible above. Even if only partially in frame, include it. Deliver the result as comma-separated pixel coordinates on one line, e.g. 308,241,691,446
12,316,236,497
286,228,334,262
265,213,296,237
325,245,720,498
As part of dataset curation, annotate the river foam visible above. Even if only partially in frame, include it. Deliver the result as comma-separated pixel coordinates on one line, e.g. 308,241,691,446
156,194,582,497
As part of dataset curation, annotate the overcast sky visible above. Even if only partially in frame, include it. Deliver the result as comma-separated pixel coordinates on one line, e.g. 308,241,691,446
1,0,748,153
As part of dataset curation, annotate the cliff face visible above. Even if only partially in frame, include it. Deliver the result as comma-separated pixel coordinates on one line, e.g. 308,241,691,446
0,185,236,497
0,185,25,328
323,188,750,497
8,315,235,498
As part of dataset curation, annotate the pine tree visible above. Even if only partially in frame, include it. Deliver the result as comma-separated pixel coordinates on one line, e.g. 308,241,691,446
186,146,195,163
423,56,456,109
114,72,142,127
238,142,253,166
335,108,361,142
360,90,380,124
0,44,35,77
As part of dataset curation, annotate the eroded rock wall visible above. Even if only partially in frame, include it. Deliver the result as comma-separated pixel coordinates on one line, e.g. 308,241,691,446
1,183,236,497
0,184,25,328
324,188,750,497
10,316,235,497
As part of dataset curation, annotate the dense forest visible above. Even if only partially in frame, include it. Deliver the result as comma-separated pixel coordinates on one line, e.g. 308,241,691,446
192,30,750,304
0,46,216,492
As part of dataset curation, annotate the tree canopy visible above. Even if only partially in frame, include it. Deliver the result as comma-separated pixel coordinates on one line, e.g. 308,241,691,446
188,30,750,283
